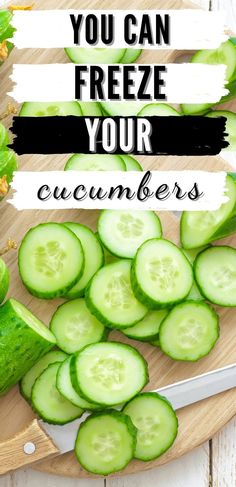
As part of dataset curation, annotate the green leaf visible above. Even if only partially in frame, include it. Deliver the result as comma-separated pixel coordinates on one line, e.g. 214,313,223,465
0,11,13,37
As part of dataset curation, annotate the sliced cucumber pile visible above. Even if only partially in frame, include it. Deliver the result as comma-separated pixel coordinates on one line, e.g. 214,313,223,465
131,239,193,308
50,298,107,353
0,257,9,304
19,101,82,117
138,103,180,116
75,410,137,475
32,362,83,424
123,392,178,460
64,153,126,171
98,210,162,258
159,301,219,361
120,49,142,64
194,246,236,307
121,309,168,342
65,47,126,64
120,154,143,171
70,342,148,406
181,175,236,249
205,110,236,151
78,101,103,116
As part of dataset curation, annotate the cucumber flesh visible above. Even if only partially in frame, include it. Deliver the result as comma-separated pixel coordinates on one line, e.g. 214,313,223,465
19,223,84,299
65,47,126,64
100,102,146,117
70,341,148,406
122,309,168,342
57,356,101,410
123,392,178,461
120,48,142,63
98,210,162,259
19,101,82,117
20,350,67,401
0,299,56,395
132,239,193,308
182,246,209,301
64,153,126,171
206,110,236,150
180,175,236,249
159,301,219,361
32,362,83,424
86,260,148,329
50,298,107,353
63,222,104,298
120,154,143,171
75,410,137,475
0,257,9,303
138,103,180,116
181,102,212,115
79,102,103,116
191,40,236,82
194,246,236,307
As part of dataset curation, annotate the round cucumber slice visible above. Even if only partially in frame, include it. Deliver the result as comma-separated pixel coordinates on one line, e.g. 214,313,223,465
100,102,146,117
19,223,84,299
120,48,142,63
0,298,56,396
0,257,9,304
57,356,101,410
206,110,236,150
63,222,104,298
98,210,162,259
122,309,168,342
64,153,126,172
138,103,180,116
75,410,137,475
50,298,107,353
70,341,148,406
65,47,126,64
20,350,67,401
159,301,219,361
123,392,178,461
194,246,236,307
120,154,143,171
181,102,212,115
180,175,236,249
191,40,236,82
0,123,9,150
78,101,103,116
86,260,148,329
32,362,83,424
132,239,193,308
19,101,82,117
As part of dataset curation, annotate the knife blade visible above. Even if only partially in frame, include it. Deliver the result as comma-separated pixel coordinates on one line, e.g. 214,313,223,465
40,363,236,454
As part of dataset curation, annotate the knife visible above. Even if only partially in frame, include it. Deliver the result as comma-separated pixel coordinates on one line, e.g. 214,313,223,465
0,363,235,475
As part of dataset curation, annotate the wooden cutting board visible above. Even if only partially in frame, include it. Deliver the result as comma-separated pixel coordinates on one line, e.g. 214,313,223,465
0,0,236,479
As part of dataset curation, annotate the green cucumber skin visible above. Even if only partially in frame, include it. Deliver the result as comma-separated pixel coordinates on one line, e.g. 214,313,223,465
75,410,137,475
122,392,178,461
70,342,149,406
159,300,220,362
130,257,193,310
122,331,160,343
18,223,84,299
0,300,54,396
0,258,10,303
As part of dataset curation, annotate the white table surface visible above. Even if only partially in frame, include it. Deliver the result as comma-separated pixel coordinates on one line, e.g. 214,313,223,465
0,0,236,486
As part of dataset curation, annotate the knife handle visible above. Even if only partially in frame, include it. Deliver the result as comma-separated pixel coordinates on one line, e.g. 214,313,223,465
0,419,60,475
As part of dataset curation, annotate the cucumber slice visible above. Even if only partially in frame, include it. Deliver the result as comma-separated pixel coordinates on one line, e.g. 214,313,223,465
100,102,146,117
18,223,84,299
0,123,9,150
181,175,236,249
194,246,236,307
0,257,9,304
63,222,104,298
191,40,236,82
65,47,126,64
70,342,148,406
0,298,56,396
206,110,236,150
182,246,209,302
50,298,107,353
32,362,83,424
138,103,180,116
19,101,82,117
57,356,101,410
98,210,162,259
122,309,168,342
123,392,178,461
181,102,212,115
131,239,193,308
79,102,103,116
86,260,148,329
20,350,67,401
75,410,137,475
120,154,143,171
0,149,18,199
159,301,219,361
120,48,142,64
150,338,160,347
64,154,126,172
